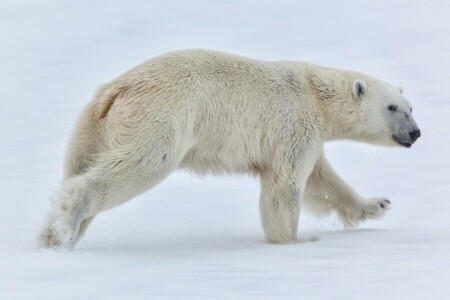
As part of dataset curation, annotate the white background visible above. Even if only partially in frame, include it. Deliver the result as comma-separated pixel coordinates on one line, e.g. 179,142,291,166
1,0,449,299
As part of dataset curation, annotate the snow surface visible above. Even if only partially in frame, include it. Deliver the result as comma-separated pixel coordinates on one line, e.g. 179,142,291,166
1,0,449,299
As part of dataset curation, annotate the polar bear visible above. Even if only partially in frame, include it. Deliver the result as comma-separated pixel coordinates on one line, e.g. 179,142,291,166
39,49,420,248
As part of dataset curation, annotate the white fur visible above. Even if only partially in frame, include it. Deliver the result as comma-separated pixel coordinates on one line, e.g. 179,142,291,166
39,49,417,248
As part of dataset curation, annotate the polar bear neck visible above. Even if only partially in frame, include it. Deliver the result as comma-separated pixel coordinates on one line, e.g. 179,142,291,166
307,67,368,142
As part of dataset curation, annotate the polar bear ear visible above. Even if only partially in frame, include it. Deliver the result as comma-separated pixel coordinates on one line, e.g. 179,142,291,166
397,86,404,95
352,79,367,98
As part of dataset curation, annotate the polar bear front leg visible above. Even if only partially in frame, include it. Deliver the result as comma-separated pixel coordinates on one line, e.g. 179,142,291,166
259,146,319,243
303,151,391,227
259,171,301,243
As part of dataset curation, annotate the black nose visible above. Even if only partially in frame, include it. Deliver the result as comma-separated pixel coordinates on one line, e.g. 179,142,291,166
409,129,421,142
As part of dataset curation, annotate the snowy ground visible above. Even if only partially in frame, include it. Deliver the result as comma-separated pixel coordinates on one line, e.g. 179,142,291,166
1,0,450,299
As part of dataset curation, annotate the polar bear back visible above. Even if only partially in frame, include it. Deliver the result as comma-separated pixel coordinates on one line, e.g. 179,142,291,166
91,50,325,175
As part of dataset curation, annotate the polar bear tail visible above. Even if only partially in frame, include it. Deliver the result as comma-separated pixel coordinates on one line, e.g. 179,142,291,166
63,82,125,179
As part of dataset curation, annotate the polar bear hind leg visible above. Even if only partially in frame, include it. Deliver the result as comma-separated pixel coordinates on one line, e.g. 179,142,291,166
40,140,185,249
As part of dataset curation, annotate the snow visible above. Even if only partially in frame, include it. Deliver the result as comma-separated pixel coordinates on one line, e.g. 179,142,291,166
1,0,449,299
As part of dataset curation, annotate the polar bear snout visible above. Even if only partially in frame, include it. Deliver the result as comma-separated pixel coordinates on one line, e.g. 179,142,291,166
389,108,420,148
393,126,421,148
409,129,421,143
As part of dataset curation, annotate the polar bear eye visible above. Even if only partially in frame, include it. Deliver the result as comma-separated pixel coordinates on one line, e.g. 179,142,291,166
388,105,397,112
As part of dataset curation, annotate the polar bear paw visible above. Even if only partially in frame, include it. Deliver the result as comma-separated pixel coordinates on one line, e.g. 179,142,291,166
361,198,391,220
338,198,391,228
39,216,78,250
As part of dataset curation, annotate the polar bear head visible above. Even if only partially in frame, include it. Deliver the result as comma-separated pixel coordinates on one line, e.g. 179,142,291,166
352,79,420,148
